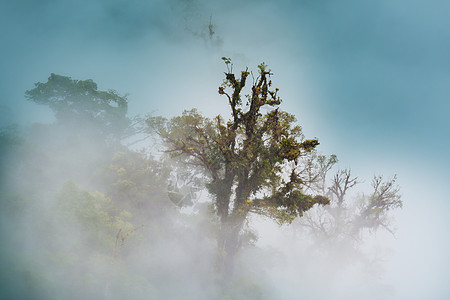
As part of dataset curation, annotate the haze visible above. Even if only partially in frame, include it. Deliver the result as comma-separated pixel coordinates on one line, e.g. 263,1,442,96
1,0,449,299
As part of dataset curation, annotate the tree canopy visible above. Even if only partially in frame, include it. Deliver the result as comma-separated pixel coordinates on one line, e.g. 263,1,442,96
148,59,330,282
25,73,130,141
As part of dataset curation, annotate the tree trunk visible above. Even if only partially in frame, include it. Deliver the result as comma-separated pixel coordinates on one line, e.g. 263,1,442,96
215,215,245,286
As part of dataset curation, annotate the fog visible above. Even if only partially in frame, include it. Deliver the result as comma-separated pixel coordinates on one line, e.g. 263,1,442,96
1,0,450,299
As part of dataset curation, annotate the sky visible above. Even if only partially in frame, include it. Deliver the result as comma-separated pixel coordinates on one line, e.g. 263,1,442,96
1,0,449,298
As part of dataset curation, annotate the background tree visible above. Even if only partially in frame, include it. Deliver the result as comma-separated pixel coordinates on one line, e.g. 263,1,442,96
104,150,176,225
147,59,330,284
292,152,403,285
22,74,143,192
0,76,177,299
299,157,402,244
25,73,131,144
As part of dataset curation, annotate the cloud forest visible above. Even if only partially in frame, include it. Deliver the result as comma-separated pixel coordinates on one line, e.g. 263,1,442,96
1,59,402,299
2,0,450,299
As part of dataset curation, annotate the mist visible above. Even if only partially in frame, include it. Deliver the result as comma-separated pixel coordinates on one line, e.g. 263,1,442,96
1,0,450,299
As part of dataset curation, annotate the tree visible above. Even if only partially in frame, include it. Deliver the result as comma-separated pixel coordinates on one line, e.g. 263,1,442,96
105,150,174,224
24,74,138,190
147,59,330,283
25,73,131,143
296,153,403,280
300,160,402,244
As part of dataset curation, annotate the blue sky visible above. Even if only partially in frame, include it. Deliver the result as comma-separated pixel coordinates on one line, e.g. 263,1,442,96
1,0,449,298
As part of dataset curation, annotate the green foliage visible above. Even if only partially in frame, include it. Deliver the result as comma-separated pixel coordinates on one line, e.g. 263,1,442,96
106,151,171,217
56,180,136,252
0,180,145,300
0,125,25,212
221,276,264,300
257,62,270,74
25,73,131,140
222,57,232,65
0,125,22,149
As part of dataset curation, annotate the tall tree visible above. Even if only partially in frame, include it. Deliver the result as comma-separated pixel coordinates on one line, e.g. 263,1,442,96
147,59,329,283
25,73,131,143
